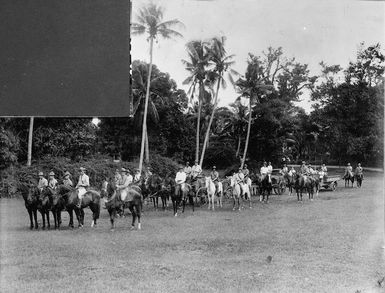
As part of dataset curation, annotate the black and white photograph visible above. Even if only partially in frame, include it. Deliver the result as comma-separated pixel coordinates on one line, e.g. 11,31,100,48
1,0,384,292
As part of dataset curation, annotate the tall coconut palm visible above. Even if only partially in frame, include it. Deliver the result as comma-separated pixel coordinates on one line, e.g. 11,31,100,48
27,117,34,166
131,3,183,173
182,40,211,163
199,36,238,167
236,56,273,168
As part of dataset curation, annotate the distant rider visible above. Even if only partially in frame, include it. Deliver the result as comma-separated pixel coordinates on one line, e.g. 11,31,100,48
210,166,219,194
48,171,58,190
175,166,187,197
37,171,48,192
62,171,73,188
76,167,90,208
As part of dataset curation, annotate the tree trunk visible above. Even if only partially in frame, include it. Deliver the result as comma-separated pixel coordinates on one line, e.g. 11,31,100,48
235,135,241,158
241,99,252,168
200,77,221,167
27,117,34,166
145,129,149,164
195,81,203,163
138,37,154,174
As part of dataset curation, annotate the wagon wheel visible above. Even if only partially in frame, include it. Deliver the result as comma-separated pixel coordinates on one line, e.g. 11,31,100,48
331,181,337,191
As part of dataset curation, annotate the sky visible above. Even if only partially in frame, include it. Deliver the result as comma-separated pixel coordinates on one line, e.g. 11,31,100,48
131,0,384,112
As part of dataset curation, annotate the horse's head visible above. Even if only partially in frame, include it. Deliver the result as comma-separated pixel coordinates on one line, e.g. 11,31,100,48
24,185,39,205
39,187,54,206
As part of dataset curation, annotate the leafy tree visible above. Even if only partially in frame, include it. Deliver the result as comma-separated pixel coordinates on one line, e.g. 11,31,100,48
131,3,184,173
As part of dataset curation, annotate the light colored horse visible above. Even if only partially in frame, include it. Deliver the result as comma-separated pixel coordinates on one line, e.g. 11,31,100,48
205,177,223,210
230,176,251,210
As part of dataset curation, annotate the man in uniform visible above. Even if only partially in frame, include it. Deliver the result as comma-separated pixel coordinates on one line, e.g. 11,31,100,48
300,161,309,175
243,164,250,180
37,171,48,192
235,167,245,197
267,162,273,175
288,166,296,176
345,163,353,178
260,161,269,182
62,171,73,187
76,167,90,208
114,169,122,186
308,164,315,175
355,163,363,176
116,168,133,201
184,161,192,179
191,161,202,180
210,166,219,194
48,171,58,190
175,166,187,198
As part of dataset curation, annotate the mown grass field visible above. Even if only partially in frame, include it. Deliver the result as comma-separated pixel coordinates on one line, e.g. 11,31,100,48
1,172,384,293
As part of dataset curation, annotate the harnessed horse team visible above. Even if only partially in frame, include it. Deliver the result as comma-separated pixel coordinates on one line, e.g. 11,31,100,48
20,161,364,231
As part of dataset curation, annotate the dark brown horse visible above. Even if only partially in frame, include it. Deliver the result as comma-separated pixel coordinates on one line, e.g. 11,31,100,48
146,174,163,210
158,175,174,210
103,180,142,230
355,173,363,188
19,183,39,229
283,173,296,196
259,175,272,203
343,171,355,188
37,187,54,229
294,174,316,201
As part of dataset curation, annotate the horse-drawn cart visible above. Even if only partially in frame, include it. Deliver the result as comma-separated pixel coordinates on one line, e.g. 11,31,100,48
319,175,341,191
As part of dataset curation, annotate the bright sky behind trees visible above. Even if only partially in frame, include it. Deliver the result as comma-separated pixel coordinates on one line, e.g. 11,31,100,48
131,0,384,112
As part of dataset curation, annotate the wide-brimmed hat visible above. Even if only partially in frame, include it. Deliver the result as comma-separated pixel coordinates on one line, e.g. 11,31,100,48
347,163,351,165
302,161,306,164
121,168,130,173
244,164,248,167
212,166,216,169
38,171,44,176
49,171,55,176
79,167,86,171
64,171,71,177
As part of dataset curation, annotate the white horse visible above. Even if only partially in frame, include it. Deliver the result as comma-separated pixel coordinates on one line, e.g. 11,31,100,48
205,177,223,210
230,176,252,210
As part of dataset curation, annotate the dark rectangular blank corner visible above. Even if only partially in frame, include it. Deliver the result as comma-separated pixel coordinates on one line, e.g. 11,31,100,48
0,0,132,117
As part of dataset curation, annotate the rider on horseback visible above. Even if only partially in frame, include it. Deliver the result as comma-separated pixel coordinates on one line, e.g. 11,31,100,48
345,163,353,178
242,164,250,179
300,161,309,175
184,162,192,180
62,171,73,187
281,164,288,175
260,161,270,183
175,166,187,197
355,163,363,178
235,167,245,197
191,161,202,181
210,166,219,195
48,171,58,190
133,168,141,183
76,167,90,208
37,171,48,192
116,168,133,201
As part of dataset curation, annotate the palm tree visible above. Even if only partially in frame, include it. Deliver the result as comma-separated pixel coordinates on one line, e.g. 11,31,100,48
182,40,211,163
199,36,238,167
131,3,183,173
236,55,273,168
131,61,163,164
27,117,34,166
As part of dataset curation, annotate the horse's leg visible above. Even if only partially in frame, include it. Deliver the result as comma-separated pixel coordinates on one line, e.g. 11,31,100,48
109,209,116,230
182,195,186,213
232,196,236,210
129,205,136,229
46,210,50,228
68,208,74,228
28,208,33,230
52,210,57,229
136,203,141,230
189,194,195,213
40,211,46,230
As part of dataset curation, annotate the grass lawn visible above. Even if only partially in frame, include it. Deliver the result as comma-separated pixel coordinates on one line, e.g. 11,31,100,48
1,173,384,293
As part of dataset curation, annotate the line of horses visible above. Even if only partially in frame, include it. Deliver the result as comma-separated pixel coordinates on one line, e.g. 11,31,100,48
19,170,362,231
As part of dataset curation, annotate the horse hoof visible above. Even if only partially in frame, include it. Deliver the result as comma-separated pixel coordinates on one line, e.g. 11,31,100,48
138,223,141,230
174,213,178,217
130,226,135,230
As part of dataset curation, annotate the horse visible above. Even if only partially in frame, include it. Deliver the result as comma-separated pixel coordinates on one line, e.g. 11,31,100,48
171,181,192,216
104,180,142,230
56,185,100,228
343,171,355,188
294,174,316,201
230,176,241,210
181,182,194,214
36,186,54,229
160,175,175,210
283,173,296,196
205,177,217,210
259,174,272,203
355,173,363,188
146,174,163,210
19,183,39,230
190,176,206,205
